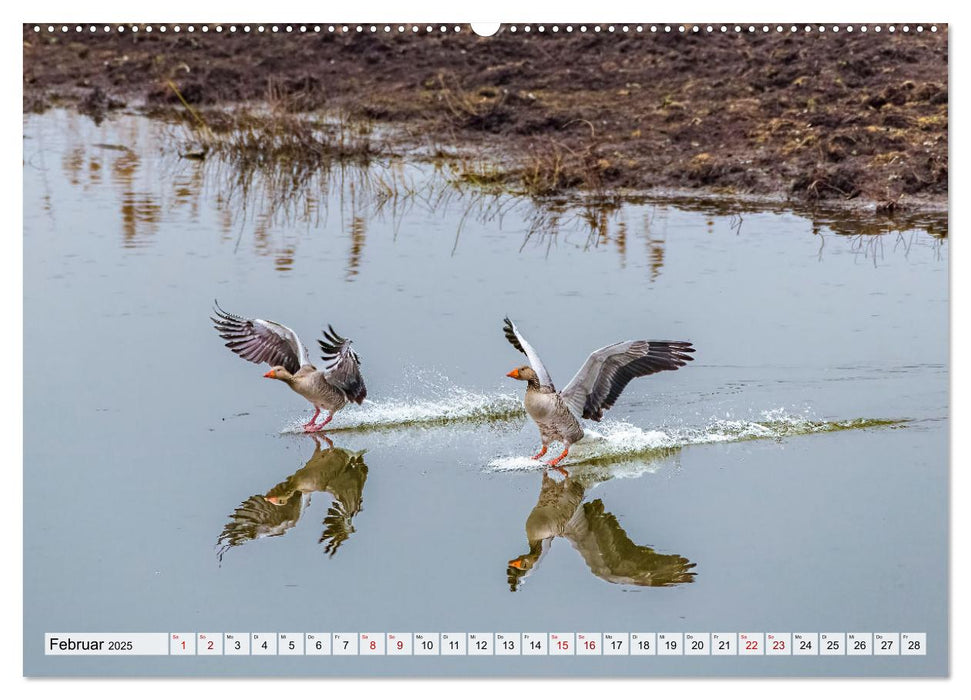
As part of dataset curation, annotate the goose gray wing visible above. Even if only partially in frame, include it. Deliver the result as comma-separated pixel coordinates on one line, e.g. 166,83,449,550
560,340,694,421
564,499,697,586
211,301,312,374
318,326,367,404
502,317,554,389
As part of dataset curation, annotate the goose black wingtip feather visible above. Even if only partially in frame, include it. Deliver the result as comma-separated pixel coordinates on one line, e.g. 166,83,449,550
502,317,526,355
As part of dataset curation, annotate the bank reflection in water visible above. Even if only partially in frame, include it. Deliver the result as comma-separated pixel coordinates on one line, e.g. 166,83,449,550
216,434,368,562
507,469,696,591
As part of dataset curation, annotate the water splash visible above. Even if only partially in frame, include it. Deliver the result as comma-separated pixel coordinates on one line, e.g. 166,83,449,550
488,411,908,471
281,389,524,434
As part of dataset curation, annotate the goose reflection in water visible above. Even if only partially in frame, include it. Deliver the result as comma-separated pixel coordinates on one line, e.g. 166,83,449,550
216,434,368,562
507,469,696,591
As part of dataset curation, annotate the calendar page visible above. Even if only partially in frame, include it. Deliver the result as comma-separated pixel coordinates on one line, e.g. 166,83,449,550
22,20,948,678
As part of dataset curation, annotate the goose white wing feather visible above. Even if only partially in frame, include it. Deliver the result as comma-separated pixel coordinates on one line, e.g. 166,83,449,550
502,317,554,389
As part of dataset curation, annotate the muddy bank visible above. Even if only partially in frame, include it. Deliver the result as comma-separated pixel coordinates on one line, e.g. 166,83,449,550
23,25,948,210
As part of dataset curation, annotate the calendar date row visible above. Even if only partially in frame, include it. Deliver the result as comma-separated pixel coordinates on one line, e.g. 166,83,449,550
45,632,927,656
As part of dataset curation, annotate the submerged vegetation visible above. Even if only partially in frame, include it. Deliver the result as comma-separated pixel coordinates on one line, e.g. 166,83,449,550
168,90,423,226
159,66,946,250
164,80,637,241
176,104,380,166
41,59,947,276
164,76,947,248
47,97,945,278
167,96,947,239
170,78,620,205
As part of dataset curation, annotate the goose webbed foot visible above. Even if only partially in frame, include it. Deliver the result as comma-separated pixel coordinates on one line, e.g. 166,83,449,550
531,445,548,460
304,411,334,432
317,412,334,429
545,447,570,467
303,407,322,431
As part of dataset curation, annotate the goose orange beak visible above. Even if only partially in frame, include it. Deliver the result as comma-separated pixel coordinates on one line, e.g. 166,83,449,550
264,369,276,378
506,368,520,379
508,558,526,569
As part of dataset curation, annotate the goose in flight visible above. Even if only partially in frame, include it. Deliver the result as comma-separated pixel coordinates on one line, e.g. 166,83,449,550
503,317,694,466
211,301,366,431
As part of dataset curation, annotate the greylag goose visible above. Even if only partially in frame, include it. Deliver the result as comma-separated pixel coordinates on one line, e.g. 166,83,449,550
216,434,369,561
211,301,366,431
507,471,696,591
503,317,694,466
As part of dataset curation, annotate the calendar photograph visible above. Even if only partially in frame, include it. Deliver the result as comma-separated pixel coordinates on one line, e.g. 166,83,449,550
22,21,948,677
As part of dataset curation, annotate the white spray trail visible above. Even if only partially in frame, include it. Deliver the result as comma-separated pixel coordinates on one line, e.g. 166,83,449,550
488,409,907,472
281,387,524,434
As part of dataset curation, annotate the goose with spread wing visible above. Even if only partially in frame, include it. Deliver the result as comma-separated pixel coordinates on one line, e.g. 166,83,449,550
211,301,366,431
503,317,694,466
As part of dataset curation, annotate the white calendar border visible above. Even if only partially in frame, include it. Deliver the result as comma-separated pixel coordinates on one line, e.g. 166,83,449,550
8,1,965,700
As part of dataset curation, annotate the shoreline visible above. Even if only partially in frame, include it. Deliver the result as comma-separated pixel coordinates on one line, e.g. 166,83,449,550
23,25,948,215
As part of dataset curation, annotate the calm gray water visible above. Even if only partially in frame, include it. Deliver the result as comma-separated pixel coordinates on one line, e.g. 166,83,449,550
23,110,948,677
